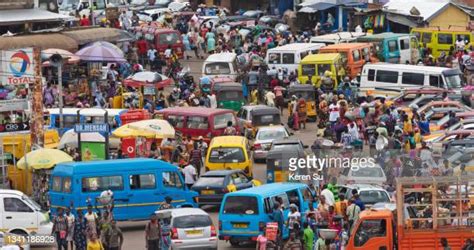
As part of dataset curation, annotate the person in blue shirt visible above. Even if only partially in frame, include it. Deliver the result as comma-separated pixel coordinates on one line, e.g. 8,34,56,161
351,189,366,211
418,113,430,135
269,202,284,244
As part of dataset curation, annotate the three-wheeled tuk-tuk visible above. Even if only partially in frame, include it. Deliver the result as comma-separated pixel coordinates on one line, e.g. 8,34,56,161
266,146,305,183
214,82,246,112
288,85,317,121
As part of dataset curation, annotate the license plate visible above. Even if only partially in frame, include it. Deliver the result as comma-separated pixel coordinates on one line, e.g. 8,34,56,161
186,229,203,235
201,190,215,195
233,223,248,228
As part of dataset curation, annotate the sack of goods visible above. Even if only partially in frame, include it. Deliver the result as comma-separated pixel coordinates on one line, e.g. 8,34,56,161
98,190,114,205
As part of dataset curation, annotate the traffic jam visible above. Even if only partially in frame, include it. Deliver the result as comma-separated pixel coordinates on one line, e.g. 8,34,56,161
0,0,474,249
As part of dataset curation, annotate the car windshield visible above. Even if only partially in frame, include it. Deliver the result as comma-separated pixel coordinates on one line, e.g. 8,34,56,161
359,190,390,205
194,176,226,187
205,62,231,75
257,130,287,141
252,114,280,126
443,74,463,89
351,167,384,177
209,147,245,163
223,196,258,215
158,33,179,45
173,215,212,228
291,91,315,100
22,195,43,212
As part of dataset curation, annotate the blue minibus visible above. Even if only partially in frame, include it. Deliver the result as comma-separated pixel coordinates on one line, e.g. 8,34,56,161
356,32,420,64
218,183,317,246
47,108,127,135
50,158,198,221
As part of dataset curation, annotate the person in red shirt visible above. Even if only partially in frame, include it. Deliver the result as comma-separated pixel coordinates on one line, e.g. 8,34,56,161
79,15,90,26
136,38,148,66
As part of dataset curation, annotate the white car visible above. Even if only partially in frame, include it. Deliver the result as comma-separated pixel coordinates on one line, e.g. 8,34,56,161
166,208,217,250
252,125,290,162
339,184,391,208
338,163,387,186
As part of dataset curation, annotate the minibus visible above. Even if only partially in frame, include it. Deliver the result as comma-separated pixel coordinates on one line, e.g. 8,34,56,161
265,43,326,74
319,43,378,78
0,189,52,236
205,136,252,176
298,53,343,88
49,158,198,221
154,107,240,142
309,32,366,45
411,27,474,58
202,52,238,81
133,27,184,58
218,183,317,246
47,108,127,135
356,32,420,64
359,63,464,97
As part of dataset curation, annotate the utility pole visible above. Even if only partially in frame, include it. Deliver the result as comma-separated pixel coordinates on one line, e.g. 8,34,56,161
31,47,44,149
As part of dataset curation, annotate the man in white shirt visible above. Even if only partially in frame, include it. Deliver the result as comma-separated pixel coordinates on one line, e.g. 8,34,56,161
182,164,197,189
208,94,217,109
320,185,335,207
328,98,340,127
265,90,276,107
147,46,157,69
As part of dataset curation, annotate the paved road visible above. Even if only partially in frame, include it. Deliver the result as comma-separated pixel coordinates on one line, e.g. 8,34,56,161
42,58,318,250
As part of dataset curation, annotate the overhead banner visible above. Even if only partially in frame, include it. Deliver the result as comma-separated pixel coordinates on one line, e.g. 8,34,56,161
81,142,106,161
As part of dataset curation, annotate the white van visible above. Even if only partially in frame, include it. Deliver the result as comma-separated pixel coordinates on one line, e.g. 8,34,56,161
265,43,326,74
359,63,464,97
202,52,238,81
310,32,366,45
0,189,52,236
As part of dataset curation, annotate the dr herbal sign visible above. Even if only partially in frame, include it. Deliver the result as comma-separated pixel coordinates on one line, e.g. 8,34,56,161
1,49,35,85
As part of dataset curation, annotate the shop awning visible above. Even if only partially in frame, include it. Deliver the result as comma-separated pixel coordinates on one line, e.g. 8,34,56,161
0,9,70,24
299,6,318,13
0,33,78,51
62,28,134,45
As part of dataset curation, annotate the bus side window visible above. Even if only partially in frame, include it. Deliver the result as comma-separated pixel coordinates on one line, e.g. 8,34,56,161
429,75,440,88
264,198,272,214
422,32,432,44
162,171,183,189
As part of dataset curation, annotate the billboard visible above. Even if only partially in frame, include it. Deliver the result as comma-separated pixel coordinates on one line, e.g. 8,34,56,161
81,142,106,161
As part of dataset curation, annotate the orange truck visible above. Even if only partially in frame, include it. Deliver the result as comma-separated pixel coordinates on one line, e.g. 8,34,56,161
346,176,474,250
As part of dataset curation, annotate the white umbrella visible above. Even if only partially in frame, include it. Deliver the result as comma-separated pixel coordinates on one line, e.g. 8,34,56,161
59,129,105,149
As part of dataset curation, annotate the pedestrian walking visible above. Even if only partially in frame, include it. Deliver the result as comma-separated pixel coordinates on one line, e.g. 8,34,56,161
65,207,75,250
104,220,123,250
74,210,88,250
160,217,172,250
190,142,203,177
223,121,237,135
52,207,68,250
182,163,197,189
145,214,161,250
303,222,314,250
158,196,173,210
85,205,99,240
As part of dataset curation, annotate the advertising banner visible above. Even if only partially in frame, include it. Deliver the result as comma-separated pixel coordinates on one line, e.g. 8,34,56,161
81,142,106,161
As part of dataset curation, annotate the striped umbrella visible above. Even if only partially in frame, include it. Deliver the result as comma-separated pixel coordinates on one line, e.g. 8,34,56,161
75,41,126,62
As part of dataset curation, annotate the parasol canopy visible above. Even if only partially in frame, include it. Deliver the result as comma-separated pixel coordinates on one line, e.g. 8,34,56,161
112,119,175,139
42,48,80,66
124,71,173,88
75,41,126,62
58,129,105,149
17,148,73,170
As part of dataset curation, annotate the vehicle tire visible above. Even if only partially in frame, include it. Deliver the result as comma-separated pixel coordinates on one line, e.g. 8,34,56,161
230,239,240,247
10,229,27,236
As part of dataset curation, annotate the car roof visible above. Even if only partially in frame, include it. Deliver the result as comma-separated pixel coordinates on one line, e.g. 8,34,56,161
341,184,386,191
320,42,372,50
210,136,246,147
202,170,242,176
205,52,237,62
0,189,24,196
257,125,286,132
53,158,177,175
301,53,340,63
157,107,233,116
169,208,209,217
227,182,307,197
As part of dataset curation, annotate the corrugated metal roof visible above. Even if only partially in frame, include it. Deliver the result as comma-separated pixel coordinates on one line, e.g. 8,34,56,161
62,28,134,45
0,33,78,51
383,0,449,21
0,8,70,24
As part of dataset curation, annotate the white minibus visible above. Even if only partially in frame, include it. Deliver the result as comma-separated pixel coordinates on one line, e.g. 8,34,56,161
265,43,326,74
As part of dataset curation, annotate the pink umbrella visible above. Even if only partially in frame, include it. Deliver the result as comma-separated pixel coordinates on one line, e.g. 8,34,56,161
75,41,126,62
42,48,80,66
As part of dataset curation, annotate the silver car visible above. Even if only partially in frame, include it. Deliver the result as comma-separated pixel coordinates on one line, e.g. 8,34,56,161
252,125,290,162
168,208,217,250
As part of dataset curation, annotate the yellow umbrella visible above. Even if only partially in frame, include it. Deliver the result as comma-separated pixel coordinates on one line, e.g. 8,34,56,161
17,148,73,170
113,119,175,139
112,126,156,138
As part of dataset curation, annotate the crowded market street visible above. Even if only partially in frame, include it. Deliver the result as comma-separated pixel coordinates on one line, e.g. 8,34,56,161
2,0,474,249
